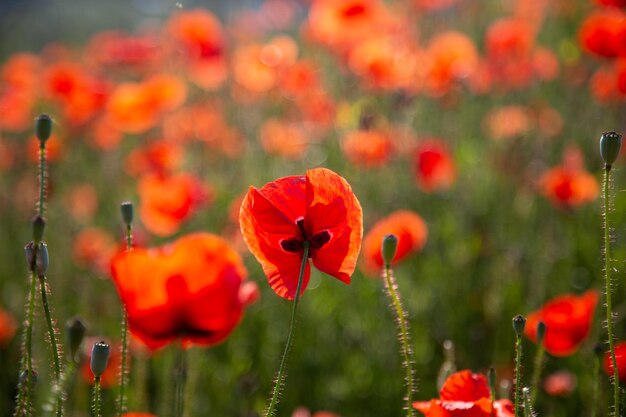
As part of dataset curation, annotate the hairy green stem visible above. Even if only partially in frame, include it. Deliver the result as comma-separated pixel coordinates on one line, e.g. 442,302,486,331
39,145,46,217
604,167,619,417
39,276,61,382
514,333,522,417
117,225,132,416
529,344,544,406
174,346,188,417
93,376,102,417
384,265,415,417
264,242,310,417
14,271,38,417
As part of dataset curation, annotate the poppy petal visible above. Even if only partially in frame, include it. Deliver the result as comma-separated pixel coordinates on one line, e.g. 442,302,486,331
439,370,490,401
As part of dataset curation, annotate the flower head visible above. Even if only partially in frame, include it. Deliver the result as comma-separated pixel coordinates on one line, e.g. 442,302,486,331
524,290,598,356
239,168,363,299
110,233,257,350
413,370,514,417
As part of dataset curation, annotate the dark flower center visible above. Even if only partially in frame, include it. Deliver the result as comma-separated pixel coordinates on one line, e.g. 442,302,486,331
280,219,331,254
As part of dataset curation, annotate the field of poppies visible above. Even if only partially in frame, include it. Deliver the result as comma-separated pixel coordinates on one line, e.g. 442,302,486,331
1,0,626,416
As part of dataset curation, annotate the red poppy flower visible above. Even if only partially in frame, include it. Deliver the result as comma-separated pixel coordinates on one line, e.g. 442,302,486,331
543,371,577,396
413,139,456,192
110,233,257,350
0,306,16,347
579,9,626,59
525,290,598,356
605,341,626,382
539,148,598,209
341,129,394,168
361,210,428,274
413,370,514,417
239,168,363,299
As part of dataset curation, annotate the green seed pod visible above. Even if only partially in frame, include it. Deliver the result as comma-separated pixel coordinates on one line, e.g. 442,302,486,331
35,114,52,144
381,234,398,267
90,341,110,378
66,317,87,363
600,131,622,167
512,314,526,336
536,321,546,345
35,242,49,277
120,201,134,225
24,242,35,272
32,215,46,244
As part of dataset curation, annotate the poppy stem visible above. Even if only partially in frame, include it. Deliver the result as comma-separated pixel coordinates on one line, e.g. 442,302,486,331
264,242,310,417
383,265,416,417
14,270,38,417
529,343,544,405
514,332,522,417
92,376,102,417
173,345,188,417
38,143,46,217
603,166,620,417
523,388,534,417
117,222,133,416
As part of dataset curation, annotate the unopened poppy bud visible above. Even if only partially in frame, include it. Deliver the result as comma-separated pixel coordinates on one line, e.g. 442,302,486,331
90,341,110,378
24,242,35,271
35,242,49,277
600,131,622,168
35,114,52,144
32,215,46,244
19,369,38,387
381,234,398,267
536,321,546,345
120,201,134,225
66,317,87,362
512,314,526,336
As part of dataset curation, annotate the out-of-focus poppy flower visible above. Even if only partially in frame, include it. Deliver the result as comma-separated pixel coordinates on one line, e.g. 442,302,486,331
579,9,626,59
0,53,39,132
525,290,598,356
81,338,122,387
73,227,117,274
486,18,534,61
543,371,577,396
292,407,342,417
0,137,16,172
413,139,456,192
0,306,17,347
125,140,183,177
483,105,530,141
414,0,459,12
532,47,560,82
106,74,187,134
87,31,162,70
596,0,626,6
362,210,428,274
413,370,514,417
605,341,626,382
279,60,321,99
63,184,99,223
259,118,309,159
239,168,363,299
539,148,599,209
138,173,212,237
167,9,228,90
423,31,479,97
110,233,257,350
121,414,157,417
307,0,394,50
341,129,394,168
90,116,123,151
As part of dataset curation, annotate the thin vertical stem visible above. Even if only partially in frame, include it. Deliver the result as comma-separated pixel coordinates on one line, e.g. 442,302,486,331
14,271,38,417
38,145,46,217
264,243,310,417
514,333,522,417
174,346,188,417
384,265,415,417
529,345,544,405
117,224,132,416
92,377,102,417
39,276,62,385
604,166,619,417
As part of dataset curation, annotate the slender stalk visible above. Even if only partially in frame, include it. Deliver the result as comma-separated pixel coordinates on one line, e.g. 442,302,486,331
604,166,619,417
514,333,522,417
264,242,310,417
117,224,132,416
529,344,544,405
39,276,61,381
92,376,102,417
173,345,188,417
14,271,38,417
39,144,46,217
523,388,534,417
383,265,415,417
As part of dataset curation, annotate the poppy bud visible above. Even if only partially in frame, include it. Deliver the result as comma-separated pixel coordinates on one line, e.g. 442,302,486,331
512,314,526,336
19,369,38,387
35,242,49,277
90,341,110,378
381,234,398,267
66,317,87,363
120,201,134,226
536,321,546,345
32,215,46,244
24,242,35,271
600,131,622,168
35,114,52,144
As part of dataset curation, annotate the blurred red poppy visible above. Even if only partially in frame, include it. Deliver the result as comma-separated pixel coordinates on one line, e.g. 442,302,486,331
73,227,117,274
413,139,456,192
259,118,309,159
579,9,626,59
539,148,598,209
525,290,598,357
543,371,577,396
413,370,514,417
239,168,363,299
121,414,157,417
110,233,257,350
605,341,626,382
361,210,428,274
0,306,16,347
341,129,394,168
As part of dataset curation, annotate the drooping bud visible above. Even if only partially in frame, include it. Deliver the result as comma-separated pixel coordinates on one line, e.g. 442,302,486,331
600,131,622,168
66,317,87,363
536,321,546,346
512,314,526,336
120,201,134,226
381,234,398,267
32,215,46,244
24,242,35,271
35,242,49,277
35,114,52,144
90,341,110,378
